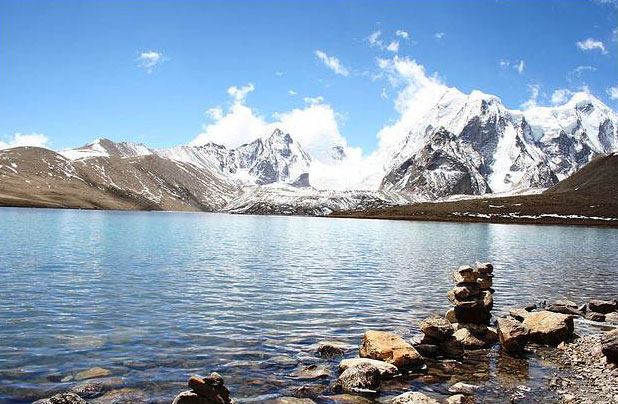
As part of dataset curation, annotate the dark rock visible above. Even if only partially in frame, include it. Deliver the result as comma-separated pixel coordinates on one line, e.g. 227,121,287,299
420,316,454,341
438,337,464,358
316,341,346,358
184,373,232,404
333,362,381,396
172,391,208,404
497,317,529,355
584,312,605,322
601,329,618,364
413,344,440,357
446,307,491,324
588,299,617,314
477,274,493,290
546,304,583,316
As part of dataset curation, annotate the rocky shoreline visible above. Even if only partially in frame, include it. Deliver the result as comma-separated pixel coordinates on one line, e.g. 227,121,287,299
32,262,618,404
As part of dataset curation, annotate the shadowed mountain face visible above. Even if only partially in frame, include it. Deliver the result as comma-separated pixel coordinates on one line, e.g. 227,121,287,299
335,153,618,226
0,147,238,211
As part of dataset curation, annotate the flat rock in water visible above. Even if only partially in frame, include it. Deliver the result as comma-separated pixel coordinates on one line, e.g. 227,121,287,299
327,394,374,404
437,337,464,358
390,391,440,404
359,331,424,370
601,329,618,363
290,364,331,380
554,300,578,309
522,311,574,345
508,309,530,322
420,316,454,341
546,304,583,316
448,382,480,395
70,377,125,399
73,367,111,381
338,358,399,379
268,398,316,404
588,299,617,314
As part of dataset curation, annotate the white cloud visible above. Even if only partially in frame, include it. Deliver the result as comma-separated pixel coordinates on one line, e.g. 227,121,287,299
550,88,574,105
205,106,223,120
395,30,409,39
386,41,400,52
499,60,510,68
288,90,297,96
0,133,50,150
515,60,525,74
520,84,541,110
137,51,166,73
571,65,597,76
314,50,350,76
380,87,388,99
607,85,618,100
368,30,383,48
373,56,447,154
576,38,607,54
227,83,255,104
304,96,324,105
275,71,284,77
434,32,445,39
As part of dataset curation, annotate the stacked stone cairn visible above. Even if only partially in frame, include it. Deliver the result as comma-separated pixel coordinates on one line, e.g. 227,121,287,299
172,373,235,404
415,262,497,356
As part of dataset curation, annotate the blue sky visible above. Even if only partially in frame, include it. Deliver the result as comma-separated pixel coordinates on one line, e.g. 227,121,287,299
1,0,616,153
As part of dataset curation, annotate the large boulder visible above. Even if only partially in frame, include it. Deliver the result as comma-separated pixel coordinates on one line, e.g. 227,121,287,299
359,331,424,370
420,316,454,341
601,329,618,364
316,341,347,358
588,299,617,314
334,362,381,395
390,392,440,404
522,311,574,345
338,358,399,379
497,317,529,355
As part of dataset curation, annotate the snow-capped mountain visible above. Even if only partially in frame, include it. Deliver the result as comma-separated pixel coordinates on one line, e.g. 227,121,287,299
379,89,617,199
158,129,312,187
59,138,152,160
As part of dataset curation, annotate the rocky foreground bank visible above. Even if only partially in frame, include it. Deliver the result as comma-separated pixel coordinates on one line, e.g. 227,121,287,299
34,263,618,404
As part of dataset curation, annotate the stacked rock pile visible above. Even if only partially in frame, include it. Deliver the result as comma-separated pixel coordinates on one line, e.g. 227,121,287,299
172,373,235,404
415,262,497,356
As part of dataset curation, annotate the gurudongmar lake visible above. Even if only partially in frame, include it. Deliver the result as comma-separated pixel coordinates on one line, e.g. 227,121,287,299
1,207,617,404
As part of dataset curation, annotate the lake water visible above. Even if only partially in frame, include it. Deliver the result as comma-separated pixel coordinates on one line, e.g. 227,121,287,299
1,208,617,404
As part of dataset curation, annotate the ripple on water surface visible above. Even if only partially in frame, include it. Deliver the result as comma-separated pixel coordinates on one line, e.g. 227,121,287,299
0,208,617,403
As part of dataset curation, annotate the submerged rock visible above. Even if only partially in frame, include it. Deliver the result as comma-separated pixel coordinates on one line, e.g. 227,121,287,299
70,377,125,399
522,311,574,345
390,391,440,404
338,358,399,379
290,364,331,380
334,362,381,395
359,331,424,370
497,317,529,356
448,382,480,395
601,329,618,364
73,367,111,381
89,388,149,404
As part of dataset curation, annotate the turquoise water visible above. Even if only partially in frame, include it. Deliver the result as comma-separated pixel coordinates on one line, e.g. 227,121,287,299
1,207,617,403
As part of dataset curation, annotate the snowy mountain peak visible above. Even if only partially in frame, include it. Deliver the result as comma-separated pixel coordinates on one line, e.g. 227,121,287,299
60,138,152,160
